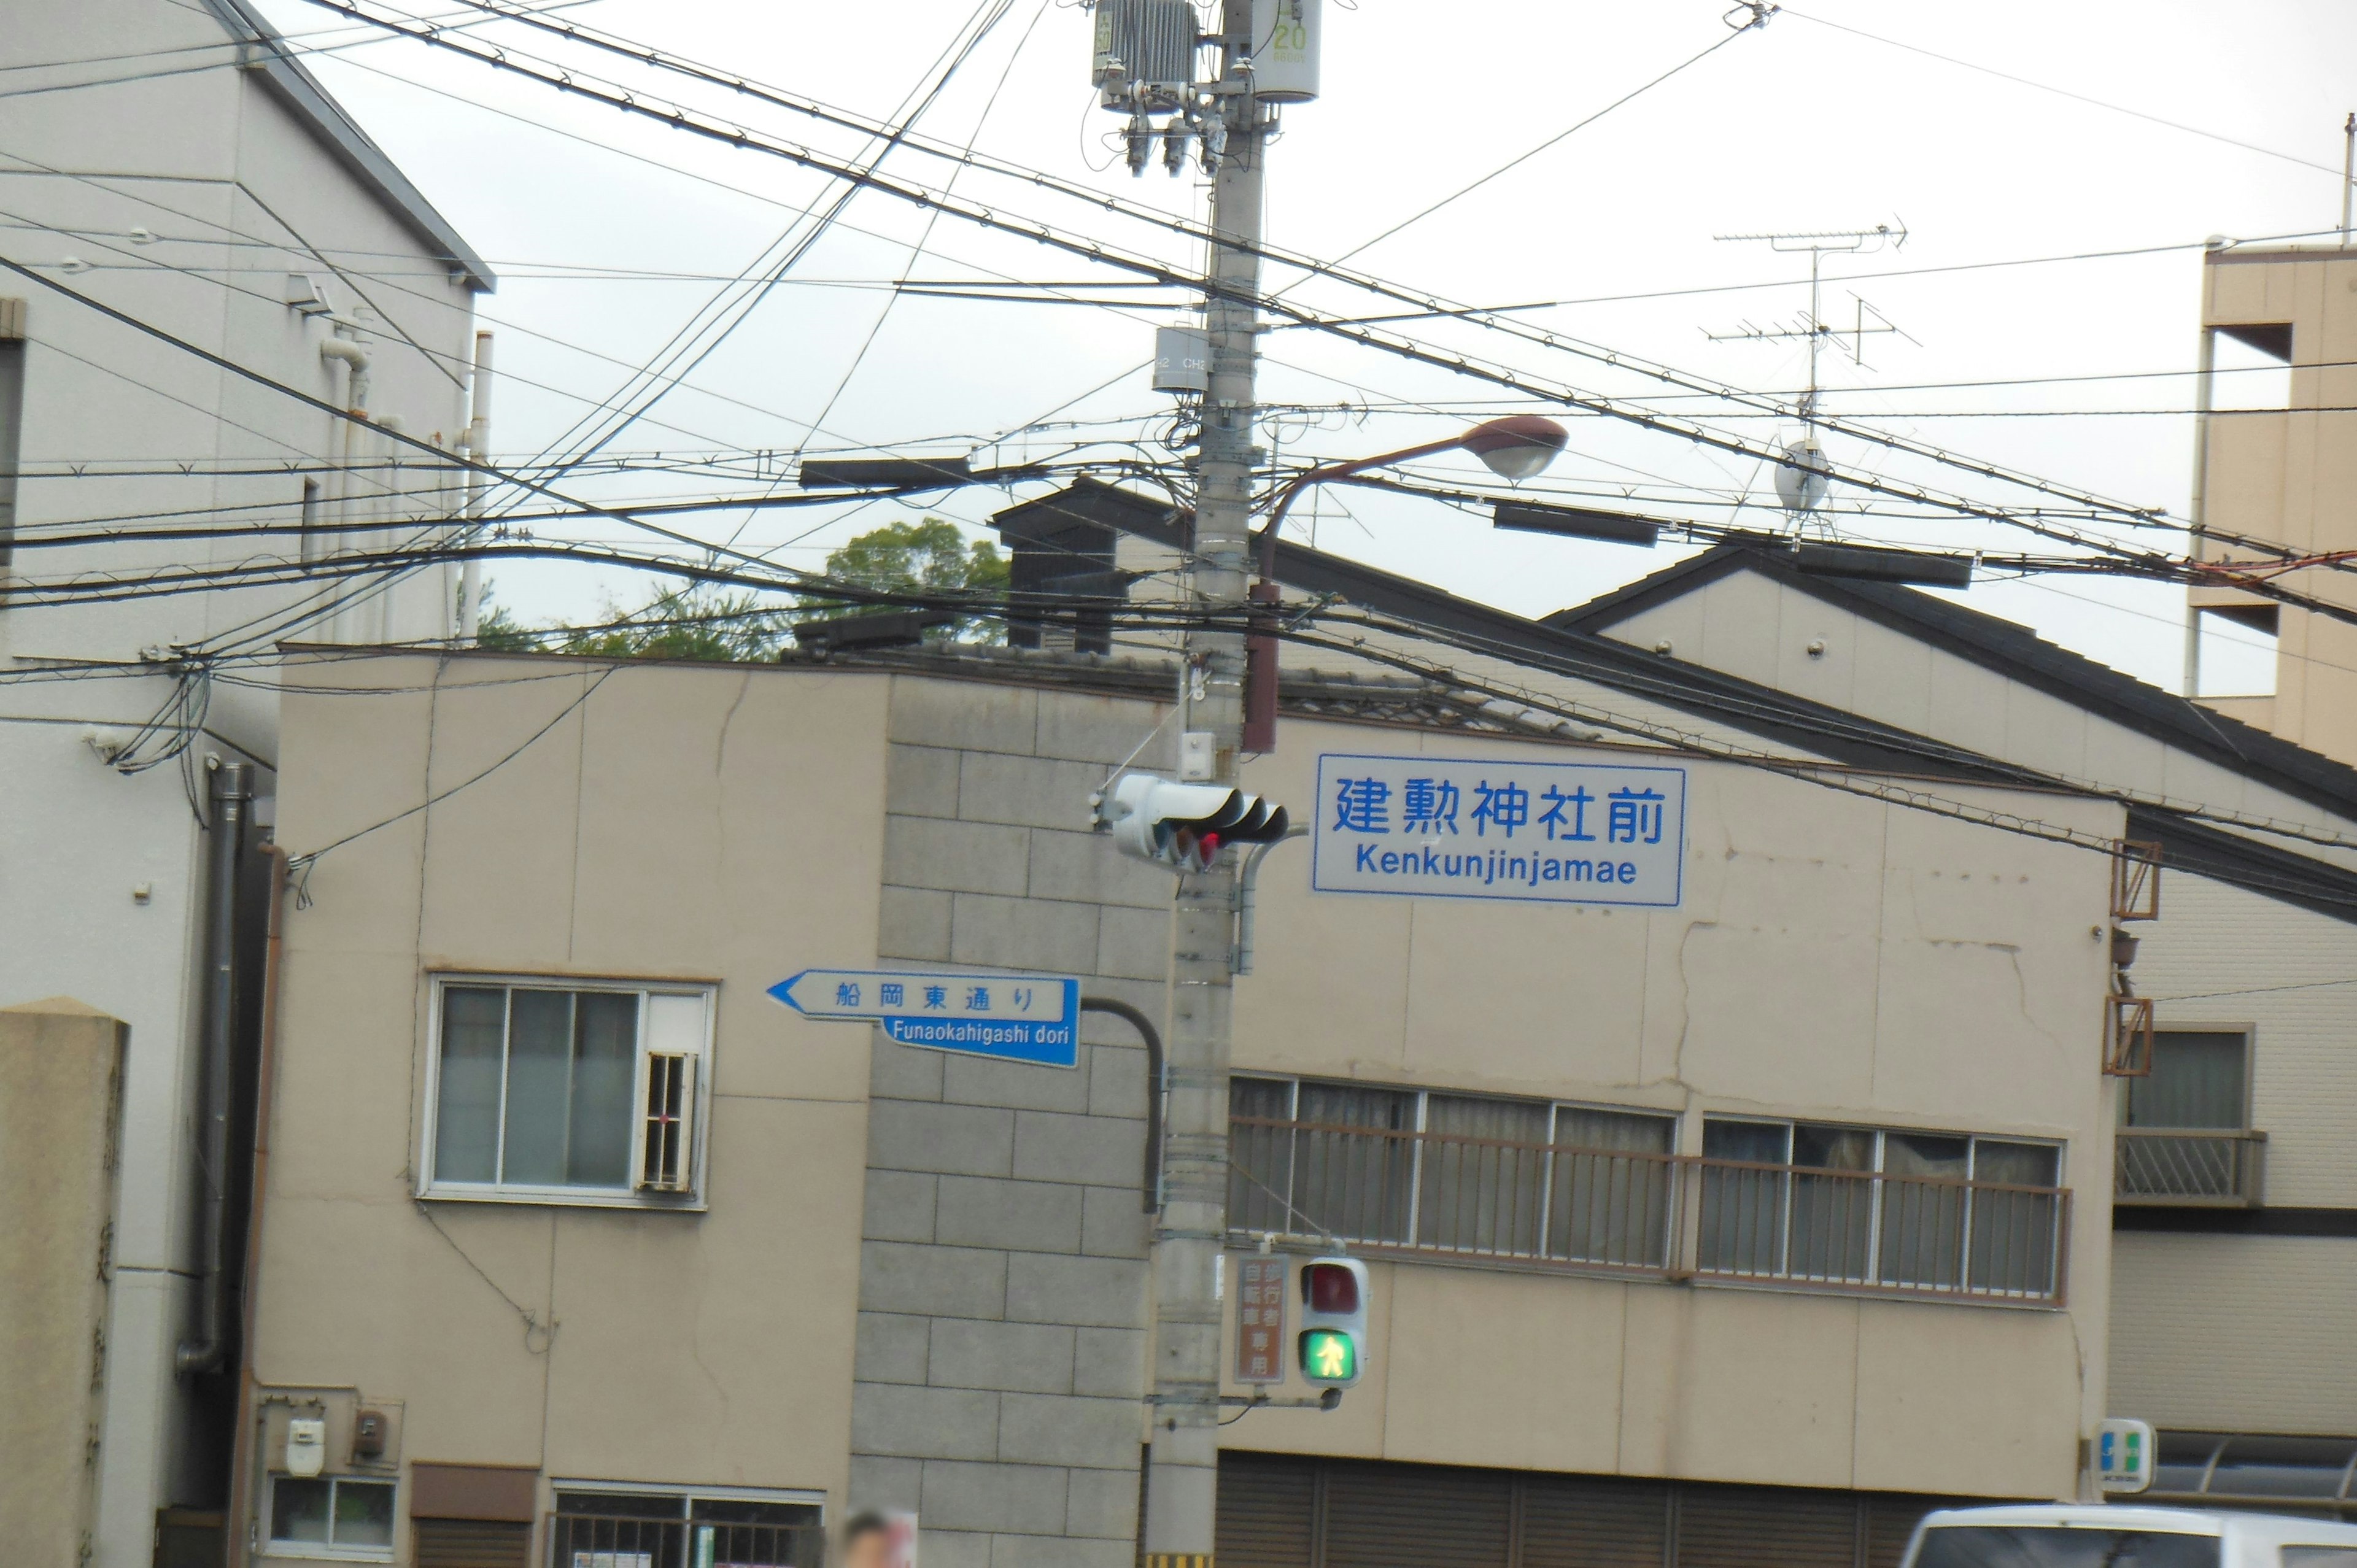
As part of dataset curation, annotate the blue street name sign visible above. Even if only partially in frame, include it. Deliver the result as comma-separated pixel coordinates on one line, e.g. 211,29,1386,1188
1314,751,1687,909
767,968,1083,1068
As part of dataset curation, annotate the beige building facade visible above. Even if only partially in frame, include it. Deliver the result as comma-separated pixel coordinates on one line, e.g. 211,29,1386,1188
241,624,2130,1568
1557,539,2357,1519
2183,242,2357,757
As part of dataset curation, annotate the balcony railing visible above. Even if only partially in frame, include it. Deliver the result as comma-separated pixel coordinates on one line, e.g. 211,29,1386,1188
546,1514,824,1568
1228,1116,2069,1305
2115,1127,2267,1207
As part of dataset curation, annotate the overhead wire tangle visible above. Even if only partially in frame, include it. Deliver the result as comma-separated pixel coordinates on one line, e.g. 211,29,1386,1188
1300,226,2355,328
1277,604,2357,860
493,0,1024,513
715,0,1049,557
322,0,2191,532
0,145,1050,462
288,0,2233,567
231,595,2357,908
779,0,1047,469
0,256,939,627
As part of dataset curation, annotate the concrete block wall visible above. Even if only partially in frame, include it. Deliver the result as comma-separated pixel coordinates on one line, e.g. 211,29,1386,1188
0,998,127,1568
850,674,1171,1568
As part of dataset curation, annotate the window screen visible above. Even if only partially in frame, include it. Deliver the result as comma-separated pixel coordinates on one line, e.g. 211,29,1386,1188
2129,1033,2249,1130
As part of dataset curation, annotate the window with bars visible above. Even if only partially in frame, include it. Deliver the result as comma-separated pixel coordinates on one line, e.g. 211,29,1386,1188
1697,1118,2063,1299
1228,1076,1676,1268
422,978,714,1206
548,1486,822,1568
2118,1030,2265,1206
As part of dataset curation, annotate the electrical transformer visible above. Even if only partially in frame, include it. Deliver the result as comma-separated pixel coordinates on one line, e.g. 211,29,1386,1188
1093,0,1199,113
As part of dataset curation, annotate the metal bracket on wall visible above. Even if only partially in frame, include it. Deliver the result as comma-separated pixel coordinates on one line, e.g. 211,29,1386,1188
2105,995,2155,1076
2111,840,2162,922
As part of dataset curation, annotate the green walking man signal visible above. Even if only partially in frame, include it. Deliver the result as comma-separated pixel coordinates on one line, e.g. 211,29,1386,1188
1295,1257,1368,1390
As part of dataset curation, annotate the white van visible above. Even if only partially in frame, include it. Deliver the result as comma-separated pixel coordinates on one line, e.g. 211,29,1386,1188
1902,1505,2357,1568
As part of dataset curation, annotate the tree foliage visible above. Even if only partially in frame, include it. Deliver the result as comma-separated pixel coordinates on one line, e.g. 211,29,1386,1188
801,517,1009,644
466,519,1007,662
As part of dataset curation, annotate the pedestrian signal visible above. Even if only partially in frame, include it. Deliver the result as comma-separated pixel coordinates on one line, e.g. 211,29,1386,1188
1295,1257,1366,1390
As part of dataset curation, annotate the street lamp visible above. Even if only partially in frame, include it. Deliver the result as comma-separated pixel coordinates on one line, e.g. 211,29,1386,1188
1242,414,1569,751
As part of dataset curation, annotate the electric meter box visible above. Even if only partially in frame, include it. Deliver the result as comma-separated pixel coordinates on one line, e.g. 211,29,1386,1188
1250,0,1322,102
1153,325,1210,393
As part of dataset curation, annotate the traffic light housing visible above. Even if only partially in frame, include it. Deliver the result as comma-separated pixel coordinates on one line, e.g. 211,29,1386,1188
1296,1256,1367,1390
1094,773,1290,872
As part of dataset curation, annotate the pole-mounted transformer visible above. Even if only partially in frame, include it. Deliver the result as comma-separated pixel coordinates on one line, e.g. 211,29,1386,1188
1088,0,1320,177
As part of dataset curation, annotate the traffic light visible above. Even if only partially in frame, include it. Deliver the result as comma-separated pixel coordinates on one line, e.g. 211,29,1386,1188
1296,1257,1367,1390
1094,773,1290,872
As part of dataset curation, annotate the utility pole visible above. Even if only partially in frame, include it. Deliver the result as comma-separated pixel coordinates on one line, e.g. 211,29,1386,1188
2342,112,2354,244
1145,1,1263,1562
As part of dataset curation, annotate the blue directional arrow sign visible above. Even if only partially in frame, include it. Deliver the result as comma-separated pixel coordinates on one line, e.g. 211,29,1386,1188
768,968,1083,1068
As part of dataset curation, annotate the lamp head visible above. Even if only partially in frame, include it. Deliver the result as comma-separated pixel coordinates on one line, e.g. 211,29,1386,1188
1461,414,1568,482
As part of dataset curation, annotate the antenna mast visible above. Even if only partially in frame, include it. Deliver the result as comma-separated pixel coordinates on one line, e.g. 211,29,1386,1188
1708,223,1913,522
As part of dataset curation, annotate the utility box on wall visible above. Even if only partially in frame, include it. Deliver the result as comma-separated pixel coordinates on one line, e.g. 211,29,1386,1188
0,998,128,1568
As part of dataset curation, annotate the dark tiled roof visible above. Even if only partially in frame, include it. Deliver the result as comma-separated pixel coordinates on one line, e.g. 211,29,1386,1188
986,482,2357,923
1547,541,2357,827
201,0,494,292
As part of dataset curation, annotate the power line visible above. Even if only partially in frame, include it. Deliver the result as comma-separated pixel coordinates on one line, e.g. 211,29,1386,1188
1303,8,1767,272
1779,6,2350,180
312,0,2184,530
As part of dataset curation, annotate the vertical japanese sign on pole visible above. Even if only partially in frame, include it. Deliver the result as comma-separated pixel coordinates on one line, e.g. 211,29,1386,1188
1234,1256,1288,1385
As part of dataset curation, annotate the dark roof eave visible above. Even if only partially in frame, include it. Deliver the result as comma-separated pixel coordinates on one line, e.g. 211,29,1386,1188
202,0,495,293
990,481,2357,927
1554,541,2357,828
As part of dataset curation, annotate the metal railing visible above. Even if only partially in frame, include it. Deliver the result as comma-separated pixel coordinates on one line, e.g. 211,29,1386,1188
1229,1116,2069,1305
546,1514,824,1568
2116,1127,2267,1207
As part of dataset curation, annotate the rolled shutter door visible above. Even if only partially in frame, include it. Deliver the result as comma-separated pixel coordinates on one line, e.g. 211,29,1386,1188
1322,1458,1511,1568
1521,1473,1671,1568
1864,1496,1949,1568
1220,1452,1320,1568
1674,1482,1857,1568
414,1518,532,1568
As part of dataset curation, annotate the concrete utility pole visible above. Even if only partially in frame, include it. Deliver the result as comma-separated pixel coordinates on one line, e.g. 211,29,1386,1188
1145,2,1264,1563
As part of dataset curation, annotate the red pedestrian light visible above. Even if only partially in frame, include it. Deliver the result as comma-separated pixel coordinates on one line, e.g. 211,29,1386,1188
1301,1261,1360,1315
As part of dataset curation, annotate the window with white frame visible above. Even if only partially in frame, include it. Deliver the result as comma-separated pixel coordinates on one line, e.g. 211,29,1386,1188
265,1474,395,1560
423,978,714,1204
1697,1117,2062,1298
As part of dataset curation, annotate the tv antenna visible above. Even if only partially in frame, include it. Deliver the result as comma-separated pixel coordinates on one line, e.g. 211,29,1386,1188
1708,223,1915,516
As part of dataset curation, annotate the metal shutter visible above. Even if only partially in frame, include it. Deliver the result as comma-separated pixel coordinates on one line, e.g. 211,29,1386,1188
1220,1452,1320,1568
1322,1459,1512,1568
1863,1496,1948,1568
1522,1473,1671,1568
414,1518,532,1568
1673,1482,1858,1568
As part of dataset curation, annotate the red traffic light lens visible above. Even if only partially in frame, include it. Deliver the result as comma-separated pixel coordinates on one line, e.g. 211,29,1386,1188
1301,1262,1360,1315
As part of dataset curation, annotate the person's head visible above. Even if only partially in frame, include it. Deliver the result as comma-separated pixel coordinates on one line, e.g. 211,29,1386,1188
841,1512,892,1568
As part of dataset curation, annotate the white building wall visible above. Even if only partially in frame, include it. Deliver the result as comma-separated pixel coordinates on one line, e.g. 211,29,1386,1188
2110,1232,2357,1434
0,3,481,1560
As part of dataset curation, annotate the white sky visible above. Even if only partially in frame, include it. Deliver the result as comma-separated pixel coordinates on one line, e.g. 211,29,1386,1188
261,0,2357,692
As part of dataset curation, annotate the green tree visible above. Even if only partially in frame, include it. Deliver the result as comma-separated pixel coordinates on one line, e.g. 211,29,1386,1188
807,517,1008,643
467,578,539,652
460,520,1007,663
555,581,787,662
